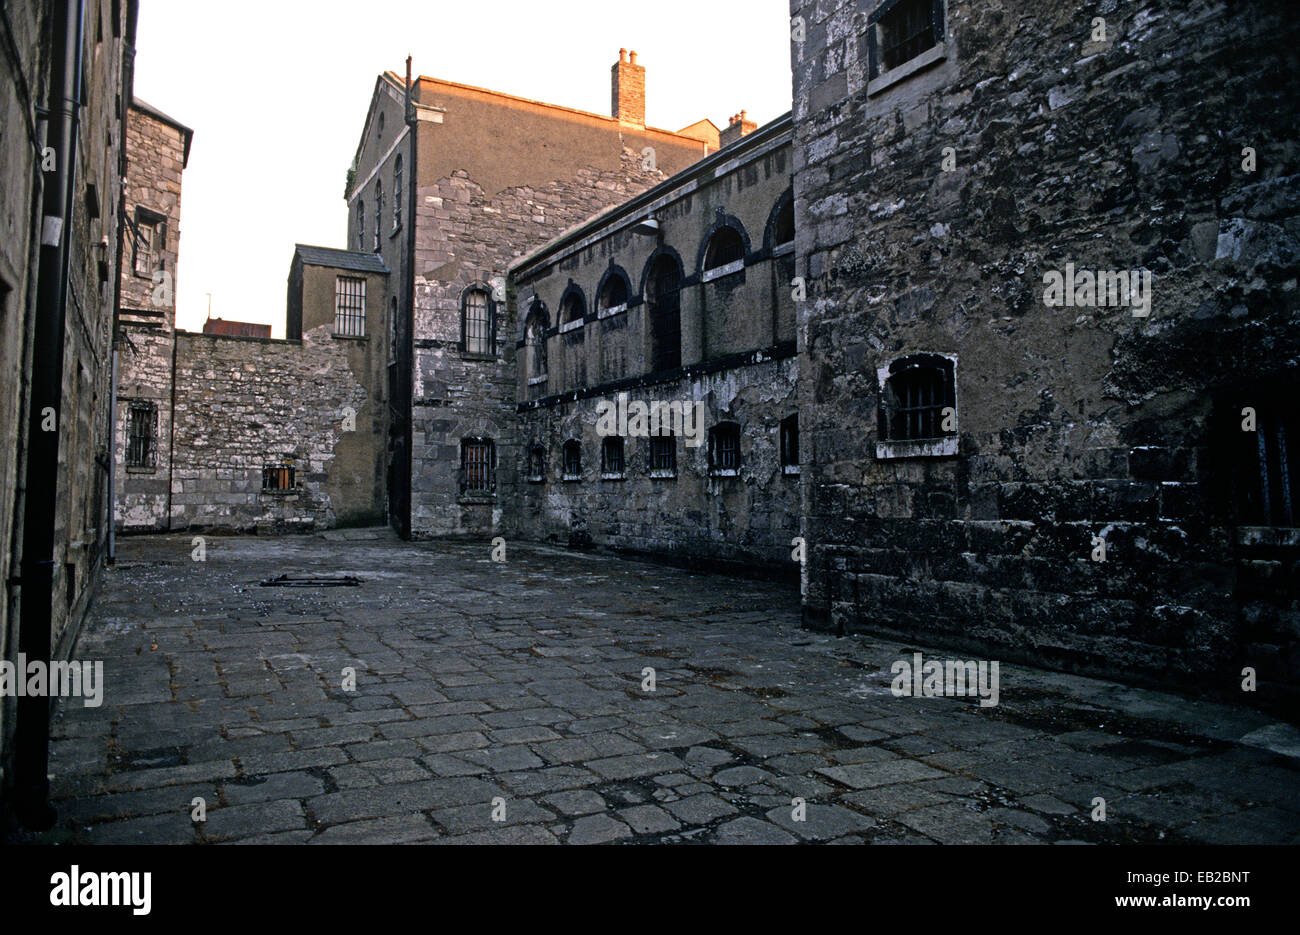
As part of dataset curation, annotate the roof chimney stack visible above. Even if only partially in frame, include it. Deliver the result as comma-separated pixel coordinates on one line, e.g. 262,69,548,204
612,48,646,127
718,109,757,148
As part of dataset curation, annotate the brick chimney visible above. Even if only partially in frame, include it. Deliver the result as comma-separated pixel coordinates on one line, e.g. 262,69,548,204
612,48,645,127
719,110,757,148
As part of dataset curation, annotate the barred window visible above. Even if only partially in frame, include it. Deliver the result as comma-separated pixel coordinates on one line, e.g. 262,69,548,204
780,414,799,473
460,438,496,494
880,355,955,442
650,433,676,476
709,423,741,474
563,439,582,480
599,275,628,312
463,288,493,355
870,0,943,78
262,463,295,491
1236,402,1298,527
525,309,548,379
335,276,366,336
704,226,745,273
125,401,156,469
601,436,625,477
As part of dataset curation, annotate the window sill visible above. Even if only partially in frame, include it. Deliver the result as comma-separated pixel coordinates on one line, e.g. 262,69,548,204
709,468,740,478
701,260,745,283
559,319,584,334
458,493,496,504
772,242,795,258
333,332,368,341
527,375,548,386
598,303,627,319
600,473,627,481
260,489,300,497
1237,527,1300,548
526,476,545,485
868,43,946,97
562,474,582,483
782,465,801,476
461,351,497,362
875,436,958,460
125,465,157,474
649,470,677,480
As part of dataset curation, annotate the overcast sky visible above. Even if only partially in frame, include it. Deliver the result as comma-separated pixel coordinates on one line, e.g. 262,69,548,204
132,0,793,337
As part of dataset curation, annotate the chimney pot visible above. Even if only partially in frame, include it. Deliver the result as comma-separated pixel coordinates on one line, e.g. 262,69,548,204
630,50,638,64
619,48,627,62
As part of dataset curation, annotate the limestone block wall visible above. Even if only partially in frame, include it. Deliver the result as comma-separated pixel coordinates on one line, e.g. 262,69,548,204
167,327,368,532
790,0,1300,711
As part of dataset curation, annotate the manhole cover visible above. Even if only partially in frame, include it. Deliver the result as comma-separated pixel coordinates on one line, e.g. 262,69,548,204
260,574,363,587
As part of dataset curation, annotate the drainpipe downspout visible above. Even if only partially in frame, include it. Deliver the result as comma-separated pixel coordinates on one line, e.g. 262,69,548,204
403,57,417,541
14,0,86,830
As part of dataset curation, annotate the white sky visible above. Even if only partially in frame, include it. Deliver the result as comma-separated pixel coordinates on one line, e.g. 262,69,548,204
133,0,794,337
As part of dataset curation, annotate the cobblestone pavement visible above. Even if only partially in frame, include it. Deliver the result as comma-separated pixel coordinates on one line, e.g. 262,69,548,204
25,530,1300,845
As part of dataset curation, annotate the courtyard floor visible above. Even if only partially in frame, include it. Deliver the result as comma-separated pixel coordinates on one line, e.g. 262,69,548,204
24,529,1300,844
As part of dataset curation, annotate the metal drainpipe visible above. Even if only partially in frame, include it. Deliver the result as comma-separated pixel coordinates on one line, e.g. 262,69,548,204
403,58,417,541
14,0,86,830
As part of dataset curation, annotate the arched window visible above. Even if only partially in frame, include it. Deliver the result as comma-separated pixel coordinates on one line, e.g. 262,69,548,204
560,290,585,325
601,436,626,478
704,226,745,273
393,154,403,229
376,110,385,142
562,440,582,480
525,308,548,380
374,180,383,251
878,354,957,450
357,199,365,251
772,196,794,248
527,445,545,482
599,274,628,312
645,254,682,372
462,287,493,355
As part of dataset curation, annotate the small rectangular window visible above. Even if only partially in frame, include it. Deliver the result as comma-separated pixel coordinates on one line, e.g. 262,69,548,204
709,423,741,475
262,463,295,491
133,208,166,278
563,440,582,480
869,0,943,80
125,401,157,469
780,415,799,474
650,434,677,476
463,290,492,355
601,437,626,478
335,276,366,337
461,439,496,494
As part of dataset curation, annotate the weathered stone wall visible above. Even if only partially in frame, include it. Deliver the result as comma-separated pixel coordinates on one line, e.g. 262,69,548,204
511,125,798,569
167,328,368,532
114,102,188,532
791,0,1300,712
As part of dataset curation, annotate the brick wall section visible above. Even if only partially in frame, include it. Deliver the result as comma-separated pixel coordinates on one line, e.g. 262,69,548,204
790,0,1300,711
167,327,368,532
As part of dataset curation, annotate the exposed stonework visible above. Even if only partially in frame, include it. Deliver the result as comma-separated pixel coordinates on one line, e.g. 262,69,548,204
167,327,368,533
790,0,1300,715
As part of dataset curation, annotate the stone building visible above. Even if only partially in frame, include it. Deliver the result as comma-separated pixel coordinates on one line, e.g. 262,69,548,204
114,98,191,531
510,115,799,574
343,55,720,537
0,0,140,825
788,0,1300,713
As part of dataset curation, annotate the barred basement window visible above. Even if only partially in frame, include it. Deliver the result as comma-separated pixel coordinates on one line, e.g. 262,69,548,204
463,288,493,355
780,414,799,474
601,436,626,478
650,433,676,476
335,276,366,336
877,353,958,458
709,422,741,475
527,445,545,483
563,439,582,480
1237,402,1298,527
869,0,944,79
460,438,496,494
263,463,295,491
125,401,157,469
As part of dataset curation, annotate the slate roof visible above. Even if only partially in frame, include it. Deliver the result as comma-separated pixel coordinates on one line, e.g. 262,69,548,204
293,244,389,274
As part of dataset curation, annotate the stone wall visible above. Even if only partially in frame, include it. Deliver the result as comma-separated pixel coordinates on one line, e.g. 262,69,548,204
511,123,799,570
167,327,368,532
790,0,1300,713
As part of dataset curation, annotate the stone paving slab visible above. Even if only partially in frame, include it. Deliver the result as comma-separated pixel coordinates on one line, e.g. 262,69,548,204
10,531,1300,845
